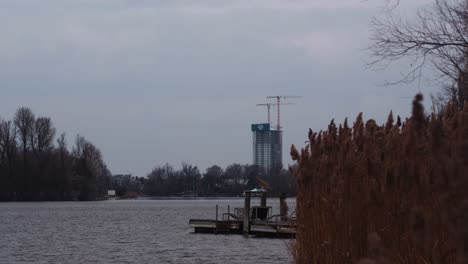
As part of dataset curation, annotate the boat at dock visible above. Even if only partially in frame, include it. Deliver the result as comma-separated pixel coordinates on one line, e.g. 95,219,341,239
188,188,296,238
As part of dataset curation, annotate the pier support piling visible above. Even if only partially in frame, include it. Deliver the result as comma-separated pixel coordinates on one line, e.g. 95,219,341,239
260,192,267,207
243,191,251,234
279,193,287,221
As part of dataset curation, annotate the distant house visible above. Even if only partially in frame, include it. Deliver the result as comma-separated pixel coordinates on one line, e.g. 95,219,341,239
107,190,116,197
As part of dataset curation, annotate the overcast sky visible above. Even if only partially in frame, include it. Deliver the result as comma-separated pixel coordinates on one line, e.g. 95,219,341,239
0,0,436,176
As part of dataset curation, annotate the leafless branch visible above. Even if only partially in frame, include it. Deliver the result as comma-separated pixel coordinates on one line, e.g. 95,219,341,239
369,0,468,107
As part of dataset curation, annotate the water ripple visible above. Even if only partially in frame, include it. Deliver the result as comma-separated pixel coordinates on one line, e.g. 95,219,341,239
0,199,293,264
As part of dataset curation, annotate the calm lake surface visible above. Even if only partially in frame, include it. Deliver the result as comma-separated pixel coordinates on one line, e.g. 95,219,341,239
0,198,294,264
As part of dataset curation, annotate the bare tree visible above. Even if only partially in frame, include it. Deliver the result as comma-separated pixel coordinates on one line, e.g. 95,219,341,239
369,0,468,109
202,165,224,195
55,132,70,196
224,164,244,194
382,0,401,10
0,108,111,201
0,119,17,181
0,117,5,163
57,132,67,162
32,117,56,153
72,134,109,200
14,107,35,190
14,107,35,153
181,162,201,194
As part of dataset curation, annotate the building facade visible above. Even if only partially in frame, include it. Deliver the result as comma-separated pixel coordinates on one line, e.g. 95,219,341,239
251,123,282,171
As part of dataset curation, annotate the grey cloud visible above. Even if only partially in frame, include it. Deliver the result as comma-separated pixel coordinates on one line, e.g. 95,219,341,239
0,0,435,175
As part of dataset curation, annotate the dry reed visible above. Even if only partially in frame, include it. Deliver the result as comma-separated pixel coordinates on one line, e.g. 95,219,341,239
290,95,468,264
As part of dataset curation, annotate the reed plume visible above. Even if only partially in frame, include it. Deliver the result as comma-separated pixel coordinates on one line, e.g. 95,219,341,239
291,94,468,263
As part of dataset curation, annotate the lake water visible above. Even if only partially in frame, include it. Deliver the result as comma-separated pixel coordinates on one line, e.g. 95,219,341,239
0,198,294,264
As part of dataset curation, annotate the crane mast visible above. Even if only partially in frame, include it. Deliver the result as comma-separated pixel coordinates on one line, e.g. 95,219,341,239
265,96,301,167
257,102,295,126
256,103,273,124
266,96,301,131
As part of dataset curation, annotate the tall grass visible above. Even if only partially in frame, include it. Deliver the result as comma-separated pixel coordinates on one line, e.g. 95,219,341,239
290,95,468,263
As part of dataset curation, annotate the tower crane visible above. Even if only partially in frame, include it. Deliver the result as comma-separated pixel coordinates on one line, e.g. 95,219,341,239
266,96,301,132
257,102,295,125
256,103,273,125
266,95,301,167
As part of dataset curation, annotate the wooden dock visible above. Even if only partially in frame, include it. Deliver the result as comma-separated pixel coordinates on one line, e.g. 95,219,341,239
189,219,242,234
189,218,296,237
189,189,296,238
250,220,296,238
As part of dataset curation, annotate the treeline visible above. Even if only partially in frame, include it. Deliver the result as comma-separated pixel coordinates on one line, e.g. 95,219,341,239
1,108,295,201
0,107,111,201
112,163,295,197
110,174,144,196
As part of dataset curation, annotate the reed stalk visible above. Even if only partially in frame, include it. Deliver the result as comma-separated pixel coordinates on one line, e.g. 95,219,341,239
291,95,468,263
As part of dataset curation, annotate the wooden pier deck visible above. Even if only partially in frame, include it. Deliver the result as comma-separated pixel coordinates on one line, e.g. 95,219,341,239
189,218,296,237
250,220,296,238
189,219,242,234
188,189,296,238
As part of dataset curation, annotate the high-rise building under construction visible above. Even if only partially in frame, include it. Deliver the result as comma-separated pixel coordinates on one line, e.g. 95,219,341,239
251,123,282,171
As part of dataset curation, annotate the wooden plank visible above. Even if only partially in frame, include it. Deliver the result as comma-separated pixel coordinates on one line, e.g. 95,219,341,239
189,219,243,234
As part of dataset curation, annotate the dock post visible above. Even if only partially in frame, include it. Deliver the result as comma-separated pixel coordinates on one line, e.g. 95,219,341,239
243,191,251,234
261,192,267,207
227,205,230,221
279,192,287,221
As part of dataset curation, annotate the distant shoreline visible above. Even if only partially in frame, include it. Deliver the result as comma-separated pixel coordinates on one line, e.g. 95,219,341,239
0,195,296,202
